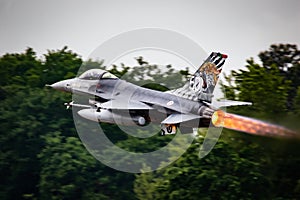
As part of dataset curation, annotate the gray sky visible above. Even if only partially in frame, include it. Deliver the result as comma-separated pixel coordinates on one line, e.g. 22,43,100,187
0,0,299,72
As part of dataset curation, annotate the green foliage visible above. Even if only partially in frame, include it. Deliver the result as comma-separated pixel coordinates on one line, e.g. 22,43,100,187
134,136,272,200
221,44,300,121
0,47,137,200
135,131,300,200
38,132,109,200
217,44,300,199
258,44,300,73
1,45,300,200
258,44,300,110
0,47,79,199
134,165,160,200
225,59,290,119
294,87,300,116
43,46,82,84
112,58,189,90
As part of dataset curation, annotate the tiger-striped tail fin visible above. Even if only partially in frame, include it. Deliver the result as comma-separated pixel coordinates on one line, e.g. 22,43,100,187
167,52,228,103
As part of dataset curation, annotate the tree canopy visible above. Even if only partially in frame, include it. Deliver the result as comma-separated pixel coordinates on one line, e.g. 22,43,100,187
0,44,300,199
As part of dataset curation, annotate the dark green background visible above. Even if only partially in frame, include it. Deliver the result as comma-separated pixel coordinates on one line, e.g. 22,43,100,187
1,44,300,199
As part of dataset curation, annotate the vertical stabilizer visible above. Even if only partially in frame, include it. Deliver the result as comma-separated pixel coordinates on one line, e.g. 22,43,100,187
167,52,227,102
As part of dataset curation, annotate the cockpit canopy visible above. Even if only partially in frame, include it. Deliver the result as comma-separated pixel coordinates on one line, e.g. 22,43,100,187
78,69,118,80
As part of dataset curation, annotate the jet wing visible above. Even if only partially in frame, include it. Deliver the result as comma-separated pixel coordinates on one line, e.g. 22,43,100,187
161,113,201,124
72,88,153,110
100,100,153,110
72,88,112,100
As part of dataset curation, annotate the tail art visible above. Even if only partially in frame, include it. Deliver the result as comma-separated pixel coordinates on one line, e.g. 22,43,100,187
167,52,227,102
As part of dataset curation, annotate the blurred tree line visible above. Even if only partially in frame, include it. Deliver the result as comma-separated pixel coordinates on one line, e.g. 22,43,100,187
0,44,299,199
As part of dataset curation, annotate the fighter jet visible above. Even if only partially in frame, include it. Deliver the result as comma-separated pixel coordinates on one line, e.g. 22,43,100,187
47,52,297,137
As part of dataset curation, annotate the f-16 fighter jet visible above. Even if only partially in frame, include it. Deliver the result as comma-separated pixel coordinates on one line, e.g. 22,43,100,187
47,52,297,138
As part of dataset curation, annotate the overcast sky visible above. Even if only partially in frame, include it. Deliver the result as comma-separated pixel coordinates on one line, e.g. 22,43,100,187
0,0,299,72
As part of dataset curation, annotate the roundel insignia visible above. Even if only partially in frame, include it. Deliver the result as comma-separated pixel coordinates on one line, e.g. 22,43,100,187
167,100,174,106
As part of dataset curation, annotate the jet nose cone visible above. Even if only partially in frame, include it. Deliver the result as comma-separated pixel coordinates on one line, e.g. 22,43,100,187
49,81,65,91
46,79,73,92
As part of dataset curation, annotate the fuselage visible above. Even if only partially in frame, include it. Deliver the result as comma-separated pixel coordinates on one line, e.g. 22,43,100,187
98,78,209,116
49,69,214,128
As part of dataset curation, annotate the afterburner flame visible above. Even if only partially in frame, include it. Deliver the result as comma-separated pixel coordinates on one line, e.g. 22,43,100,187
212,110,297,137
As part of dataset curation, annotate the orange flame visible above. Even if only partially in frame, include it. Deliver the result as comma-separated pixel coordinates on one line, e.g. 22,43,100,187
211,110,297,137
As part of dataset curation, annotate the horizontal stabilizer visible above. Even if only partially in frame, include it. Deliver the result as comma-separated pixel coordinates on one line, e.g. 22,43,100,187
211,99,252,108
